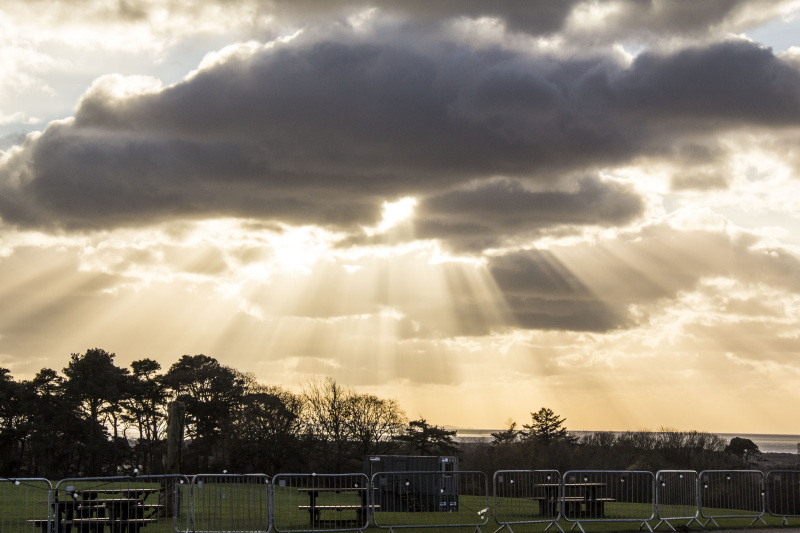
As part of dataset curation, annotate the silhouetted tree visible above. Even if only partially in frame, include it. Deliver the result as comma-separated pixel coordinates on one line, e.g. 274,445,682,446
347,393,406,458
25,368,76,477
230,383,306,473
302,377,354,472
0,368,30,475
62,348,131,475
163,354,245,471
491,421,520,446
726,436,761,464
393,418,459,455
122,359,169,473
522,407,575,444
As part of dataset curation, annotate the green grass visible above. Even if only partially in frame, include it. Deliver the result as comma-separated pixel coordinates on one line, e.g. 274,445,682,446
3,479,800,533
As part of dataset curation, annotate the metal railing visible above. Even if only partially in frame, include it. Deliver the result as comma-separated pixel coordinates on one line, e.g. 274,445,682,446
370,470,489,531
492,470,563,533
191,473,271,533
654,470,702,531
2,469,799,532
766,470,800,525
272,473,371,533
561,470,655,533
698,470,767,527
0,478,52,533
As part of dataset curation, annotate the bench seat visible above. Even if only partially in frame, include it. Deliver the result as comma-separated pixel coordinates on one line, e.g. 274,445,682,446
298,504,379,511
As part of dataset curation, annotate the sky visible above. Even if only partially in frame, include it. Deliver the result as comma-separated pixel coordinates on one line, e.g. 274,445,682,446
2,0,800,435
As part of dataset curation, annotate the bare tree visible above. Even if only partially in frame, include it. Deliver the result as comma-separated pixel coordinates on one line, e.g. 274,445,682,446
302,377,354,472
348,393,406,457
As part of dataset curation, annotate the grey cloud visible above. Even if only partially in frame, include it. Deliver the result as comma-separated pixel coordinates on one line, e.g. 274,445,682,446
671,171,730,191
348,0,791,41
614,40,800,125
561,0,790,44
416,176,643,250
17,0,791,41
1,133,28,151
489,223,800,332
489,250,630,332
3,31,800,245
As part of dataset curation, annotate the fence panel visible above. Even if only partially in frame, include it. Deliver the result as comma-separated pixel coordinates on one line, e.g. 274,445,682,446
698,470,766,527
370,470,488,530
0,478,52,533
54,475,191,533
561,471,655,533
766,470,800,525
191,474,271,533
654,470,701,531
492,470,563,532
272,473,370,533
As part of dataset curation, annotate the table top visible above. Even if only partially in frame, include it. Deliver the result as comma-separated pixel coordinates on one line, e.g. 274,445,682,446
535,482,607,487
299,487,367,492
78,498,144,504
77,488,159,498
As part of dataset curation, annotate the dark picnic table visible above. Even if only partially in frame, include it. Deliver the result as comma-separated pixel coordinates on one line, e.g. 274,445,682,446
298,486,378,527
28,488,162,533
533,482,612,517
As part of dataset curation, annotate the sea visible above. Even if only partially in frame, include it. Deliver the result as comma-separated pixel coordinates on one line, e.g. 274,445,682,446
454,430,800,454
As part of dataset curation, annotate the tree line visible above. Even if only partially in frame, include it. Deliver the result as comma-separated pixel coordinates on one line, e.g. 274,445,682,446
1,350,767,479
462,407,767,476
0,348,457,478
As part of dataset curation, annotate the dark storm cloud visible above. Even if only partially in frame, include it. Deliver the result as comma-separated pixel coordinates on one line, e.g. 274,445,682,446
416,176,643,250
2,28,800,246
615,40,800,124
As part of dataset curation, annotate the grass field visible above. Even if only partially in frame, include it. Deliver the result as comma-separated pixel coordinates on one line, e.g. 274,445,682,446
2,478,800,533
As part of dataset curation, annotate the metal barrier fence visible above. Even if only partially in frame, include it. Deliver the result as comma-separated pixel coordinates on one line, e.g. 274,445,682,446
370,470,489,531
654,470,702,531
0,478,52,532
2,469,799,532
766,470,800,525
492,470,563,533
191,474,271,533
53,475,191,533
272,473,371,533
698,470,766,527
562,470,655,533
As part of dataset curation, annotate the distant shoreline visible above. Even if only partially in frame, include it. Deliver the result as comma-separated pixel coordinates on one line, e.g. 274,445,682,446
455,429,800,454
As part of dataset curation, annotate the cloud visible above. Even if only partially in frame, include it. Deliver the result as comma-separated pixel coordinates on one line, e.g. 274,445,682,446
6,0,794,41
2,26,800,257
614,39,800,124
489,212,800,332
416,175,643,250
563,0,794,43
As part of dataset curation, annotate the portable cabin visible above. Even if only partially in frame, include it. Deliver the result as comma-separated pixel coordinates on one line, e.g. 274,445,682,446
364,455,459,512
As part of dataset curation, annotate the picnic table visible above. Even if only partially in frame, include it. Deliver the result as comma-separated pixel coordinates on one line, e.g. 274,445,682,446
298,486,378,527
28,487,162,533
533,482,613,517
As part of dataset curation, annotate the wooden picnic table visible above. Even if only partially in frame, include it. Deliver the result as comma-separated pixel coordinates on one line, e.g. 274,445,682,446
298,486,378,527
80,488,163,532
28,488,162,533
533,482,613,517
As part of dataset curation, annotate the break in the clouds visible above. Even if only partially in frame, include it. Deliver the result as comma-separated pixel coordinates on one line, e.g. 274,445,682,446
3,1,800,432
